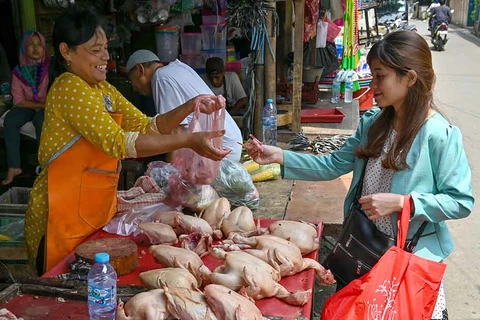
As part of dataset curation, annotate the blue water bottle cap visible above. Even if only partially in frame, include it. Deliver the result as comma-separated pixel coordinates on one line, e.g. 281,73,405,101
94,252,110,264
267,98,273,103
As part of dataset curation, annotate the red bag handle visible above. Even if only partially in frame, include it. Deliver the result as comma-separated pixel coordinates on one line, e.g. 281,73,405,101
396,195,412,248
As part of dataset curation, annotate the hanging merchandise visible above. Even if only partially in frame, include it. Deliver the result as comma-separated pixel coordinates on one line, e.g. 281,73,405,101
342,0,361,70
316,20,328,48
226,0,277,65
304,0,320,42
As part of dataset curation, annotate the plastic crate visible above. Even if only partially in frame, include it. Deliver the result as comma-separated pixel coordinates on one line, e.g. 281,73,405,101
0,187,31,214
200,24,227,50
300,108,346,123
0,215,25,264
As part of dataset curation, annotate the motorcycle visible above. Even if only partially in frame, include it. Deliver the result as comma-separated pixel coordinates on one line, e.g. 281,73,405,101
430,9,454,51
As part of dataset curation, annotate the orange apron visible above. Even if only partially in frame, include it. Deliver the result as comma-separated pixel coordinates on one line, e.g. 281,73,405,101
45,113,122,271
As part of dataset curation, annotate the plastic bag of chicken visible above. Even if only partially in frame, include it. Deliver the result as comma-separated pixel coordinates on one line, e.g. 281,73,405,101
172,96,226,185
211,158,260,210
166,172,219,212
145,160,178,193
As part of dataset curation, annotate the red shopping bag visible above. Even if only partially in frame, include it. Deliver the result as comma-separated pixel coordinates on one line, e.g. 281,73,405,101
321,195,446,320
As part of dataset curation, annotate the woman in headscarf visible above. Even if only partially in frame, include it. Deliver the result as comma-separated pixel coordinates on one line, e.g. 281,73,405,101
2,30,50,185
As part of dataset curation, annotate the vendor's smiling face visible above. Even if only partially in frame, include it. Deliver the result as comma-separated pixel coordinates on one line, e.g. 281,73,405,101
60,27,109,86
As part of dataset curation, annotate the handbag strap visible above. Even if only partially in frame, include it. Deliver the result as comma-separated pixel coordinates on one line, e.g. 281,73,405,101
354,160,369,201
397,195,429,252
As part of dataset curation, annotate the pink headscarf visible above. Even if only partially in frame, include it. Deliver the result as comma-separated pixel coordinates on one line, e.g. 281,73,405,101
18,30,48,66
12,30,50,102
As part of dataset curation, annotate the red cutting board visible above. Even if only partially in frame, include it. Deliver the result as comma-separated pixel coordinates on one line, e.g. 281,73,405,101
3,219,323,320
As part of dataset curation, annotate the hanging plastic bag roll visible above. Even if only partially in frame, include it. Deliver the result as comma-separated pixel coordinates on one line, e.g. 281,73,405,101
316,20,328,48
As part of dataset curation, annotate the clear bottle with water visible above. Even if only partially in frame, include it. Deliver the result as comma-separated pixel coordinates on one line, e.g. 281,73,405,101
262,98,277,146
344,75,353,103
88,253,117,320
331,75,341,104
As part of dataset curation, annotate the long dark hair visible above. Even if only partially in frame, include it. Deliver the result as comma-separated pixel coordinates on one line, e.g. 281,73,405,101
356,31,439,171
49,8,102,84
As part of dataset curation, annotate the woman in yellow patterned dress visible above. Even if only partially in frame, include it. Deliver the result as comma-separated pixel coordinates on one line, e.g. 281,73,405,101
26,8,229,275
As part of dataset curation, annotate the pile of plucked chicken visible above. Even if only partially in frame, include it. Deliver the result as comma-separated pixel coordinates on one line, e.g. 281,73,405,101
116,197,335,320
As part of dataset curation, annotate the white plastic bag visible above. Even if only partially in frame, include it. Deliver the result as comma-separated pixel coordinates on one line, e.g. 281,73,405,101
316,20,328,48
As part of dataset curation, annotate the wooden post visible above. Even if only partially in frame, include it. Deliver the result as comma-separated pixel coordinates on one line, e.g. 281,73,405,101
254,65,265,139
264,2,277,103
292,0,305,132
277,0,293,83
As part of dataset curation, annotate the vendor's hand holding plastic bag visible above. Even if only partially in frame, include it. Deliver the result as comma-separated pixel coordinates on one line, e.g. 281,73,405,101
212,159,260,209
173,95,226,185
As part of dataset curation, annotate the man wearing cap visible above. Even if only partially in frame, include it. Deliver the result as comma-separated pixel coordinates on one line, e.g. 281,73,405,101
201,57,247,116
125,50,242,162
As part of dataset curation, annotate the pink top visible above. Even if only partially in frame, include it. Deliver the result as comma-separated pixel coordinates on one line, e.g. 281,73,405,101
11,73,48,105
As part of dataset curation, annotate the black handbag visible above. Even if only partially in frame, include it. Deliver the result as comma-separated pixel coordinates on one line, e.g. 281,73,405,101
322,164,428,287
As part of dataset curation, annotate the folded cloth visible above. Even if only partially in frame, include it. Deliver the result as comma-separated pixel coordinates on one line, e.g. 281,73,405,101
0,309,23,320
117,176,166,213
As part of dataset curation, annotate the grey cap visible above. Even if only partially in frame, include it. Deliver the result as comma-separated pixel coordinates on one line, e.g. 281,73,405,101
126,50,160,75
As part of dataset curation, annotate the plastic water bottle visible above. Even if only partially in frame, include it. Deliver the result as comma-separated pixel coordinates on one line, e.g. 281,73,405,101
344,75,353,103
88,253,117,320
331,75,341,104
262,98,277,146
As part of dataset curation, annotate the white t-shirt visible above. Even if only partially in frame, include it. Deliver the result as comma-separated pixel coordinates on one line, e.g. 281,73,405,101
201,72,247,111
151,60,242,162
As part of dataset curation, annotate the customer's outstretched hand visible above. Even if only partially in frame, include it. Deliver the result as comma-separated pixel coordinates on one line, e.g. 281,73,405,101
244,134,284,165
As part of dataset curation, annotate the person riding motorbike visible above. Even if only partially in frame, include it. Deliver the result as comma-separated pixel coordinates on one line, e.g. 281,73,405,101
429,0,451,32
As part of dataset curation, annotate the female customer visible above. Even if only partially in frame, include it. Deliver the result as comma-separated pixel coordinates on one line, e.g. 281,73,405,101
245,31,474,319
26,8,229,275
2,31,49,185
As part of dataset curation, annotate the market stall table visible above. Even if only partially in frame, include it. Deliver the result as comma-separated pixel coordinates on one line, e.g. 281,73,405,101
0,219,324,320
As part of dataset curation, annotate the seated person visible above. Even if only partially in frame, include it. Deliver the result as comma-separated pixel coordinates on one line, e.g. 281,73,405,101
201,57,247,116
126,50,243,162
2,31,49,185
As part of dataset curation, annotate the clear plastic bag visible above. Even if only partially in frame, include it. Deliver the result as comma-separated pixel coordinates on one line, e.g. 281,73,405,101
103,203,178,236
172,96,226,185
146,160,219,212
145,161,178,194
212,159,260,210
167,173,219,212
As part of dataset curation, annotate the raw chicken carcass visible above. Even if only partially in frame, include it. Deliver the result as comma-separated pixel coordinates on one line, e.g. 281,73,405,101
140,268,199,290
174,214,218,237
227,234,335,285
222,206,257,237
179,232,212,258
208,248,311,305
204,284,269,320
164,286,218,320
116,289,171,320
149,245,210,285
139,222,178,245
268,220,320,255
200,197,231,237
152,210,184,234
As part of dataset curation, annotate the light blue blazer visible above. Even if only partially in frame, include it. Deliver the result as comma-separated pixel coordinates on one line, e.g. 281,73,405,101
282,108,474,261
